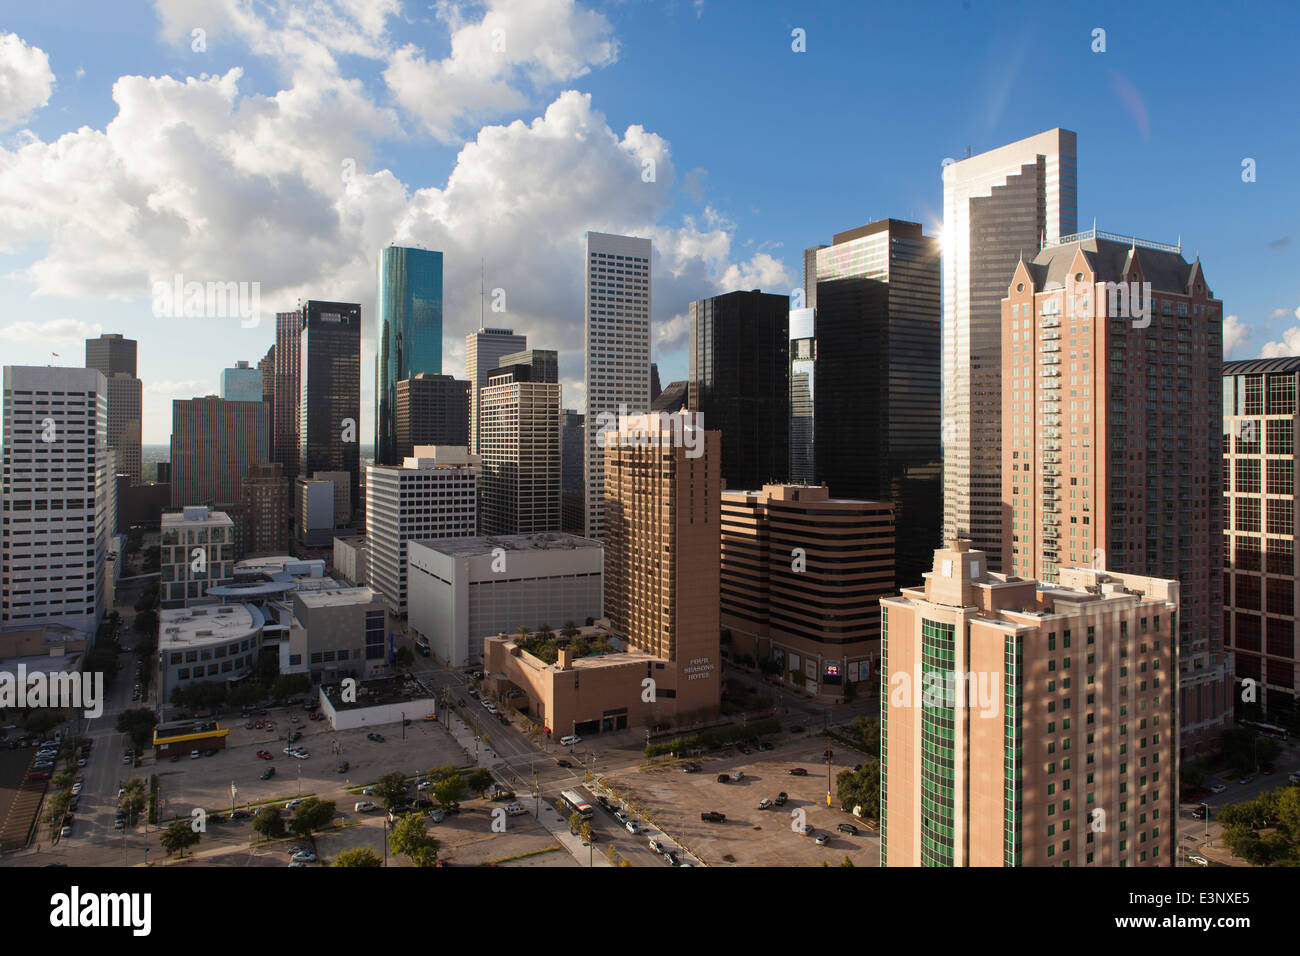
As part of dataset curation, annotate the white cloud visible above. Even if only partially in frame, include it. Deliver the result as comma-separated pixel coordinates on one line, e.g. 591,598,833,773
1222,314,1248,357
1270,307,1289,320
0,33,55,129
145,378,210,395
0,318,101,344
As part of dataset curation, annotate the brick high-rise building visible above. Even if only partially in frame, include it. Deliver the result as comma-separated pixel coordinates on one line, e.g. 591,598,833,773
1222,357,1300,725
241,462,289,557
274,311,301,479
720,485,894,696
942,129,1078,572
258,345,275,460
479,351,561,535
1001,227,1226,755
881,541,1178,867
85,333,142,487
170,396,270,510
603,411,721,716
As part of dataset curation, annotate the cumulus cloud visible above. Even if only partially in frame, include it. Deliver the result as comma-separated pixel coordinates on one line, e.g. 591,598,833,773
145,378,211,395
0,33,55,129
0,318,101,344
1222,314,1248,357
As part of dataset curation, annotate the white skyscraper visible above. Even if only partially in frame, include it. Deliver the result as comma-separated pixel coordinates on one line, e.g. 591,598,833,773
1,365,114,633
941,128,1077,571
465,328,526,456
584,231,651,539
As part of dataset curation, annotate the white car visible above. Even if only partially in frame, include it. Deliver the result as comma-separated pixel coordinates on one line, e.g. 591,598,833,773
285,799,305,810
505,803,527,816
1187,855,1209,866
559,734,581,746
1209,784,1227,794
416,780,431,790
291,850,317,862
624,820,642,835
353,801,378,812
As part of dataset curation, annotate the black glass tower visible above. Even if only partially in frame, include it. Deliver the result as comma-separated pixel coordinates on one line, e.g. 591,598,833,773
298,300,361,518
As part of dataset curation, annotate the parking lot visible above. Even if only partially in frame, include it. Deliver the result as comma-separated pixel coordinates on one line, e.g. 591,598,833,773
598,737,880,867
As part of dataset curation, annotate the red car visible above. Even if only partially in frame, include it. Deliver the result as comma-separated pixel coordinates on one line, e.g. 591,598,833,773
28,771,50,781
256,750,273,760
308,712,320,721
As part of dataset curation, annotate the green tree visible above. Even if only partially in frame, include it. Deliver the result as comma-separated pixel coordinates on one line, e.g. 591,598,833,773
253,806,285,840
160,820,200,858
133,608,158,636
849,716,881,755
568,811,583,835
272,674,312,700
836,760,881,820
427,765,461,783
464,768,493,794
120,778,148,822
388,814,440,867
374,771,409,811
23,710,66,735
580,821,594,844
334,847,383,867
840,855,855,867
290,798,336,838
433,775,466,811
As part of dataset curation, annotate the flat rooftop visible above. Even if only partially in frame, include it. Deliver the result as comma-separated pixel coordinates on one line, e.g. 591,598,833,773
162,508,233,528
415,532,599,557
159,604,262,646
321,676,435,711
295,587,379,608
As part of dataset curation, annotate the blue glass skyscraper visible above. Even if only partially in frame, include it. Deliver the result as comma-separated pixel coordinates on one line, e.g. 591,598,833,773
375,246,443,465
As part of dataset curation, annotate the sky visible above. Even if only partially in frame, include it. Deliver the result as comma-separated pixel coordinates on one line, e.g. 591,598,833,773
0,0,1297,444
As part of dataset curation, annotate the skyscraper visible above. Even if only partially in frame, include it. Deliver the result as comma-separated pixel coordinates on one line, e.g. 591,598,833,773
603,411,721,715
584,231,651,540
810,219,942,586
375,246,444,465
942,128,1078,572
394,374,469,461
258,345,275,459
274,311,302,480
465,328,527,456
881,542,1178,867
688,290,790,490
170,396,271,510
479,350,561,535
85,333,142,487
1222,357,1300,726
298,300,361,518
2,365,113,632
1001,228,1225,754
220,360,263,401
560,409,585,535
241,462,289,557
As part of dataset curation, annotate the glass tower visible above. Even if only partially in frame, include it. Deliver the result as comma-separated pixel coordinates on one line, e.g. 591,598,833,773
299,300,361,516
375,246,444,465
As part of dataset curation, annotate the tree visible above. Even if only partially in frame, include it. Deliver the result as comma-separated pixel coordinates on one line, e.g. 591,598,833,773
253,806,285,840
334,847,383,867
790,669,806,689
394,647,414,671
433,775,466,811
120,778,148,822
116,708,158,751
464,768,493,794
388,814,440,867
255,647,280,686
374,771,409,811
580,821,594,844
568,811,582,835
560,621,580,639
160,820,200,858
133,608,158,635
849,716,881,755
836,761,881,820
290,798,336,838
840,855,855,867
272,674,312,700
427,765,461,783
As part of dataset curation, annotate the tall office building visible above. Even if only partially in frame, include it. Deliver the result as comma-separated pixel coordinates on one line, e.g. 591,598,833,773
603,411,721,715
560,409,585,534
84,333,136,378
1223,357,1298,725
790,244,827,484
720,485,894,695
688,290,790,489
274,311,302,479
375,246,444,465
479,350,561,535
942,128,1078,572
365,447,479,614
881,542,1178,867
394,374,469,461
159,506,234,607
170,396,271,510
241,462,289,558
220,360,263,401
650,362,662,404
1,366,113,632
1002,228,1225,754
85,333,142,487
258,345,275,459
466,327,527,456
298,300,361,518
584,231,652,540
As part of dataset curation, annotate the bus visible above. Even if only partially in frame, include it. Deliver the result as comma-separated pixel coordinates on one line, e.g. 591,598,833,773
1241,720,1289,741
559,789,594,820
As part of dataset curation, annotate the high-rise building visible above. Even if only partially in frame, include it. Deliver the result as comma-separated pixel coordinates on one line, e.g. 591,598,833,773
789,307,816,485
258,345,275,459
650,362,662,404
274,311,301,480
220,360,264,401
84,333,137,378
807,219,942,586
584,231,652,540
1002,228,1225,754
160,506,234,607
375,246,444,465
720,485,894,696
688,290,790,490
560,409,585,534
298,300,361,517
241,462,289,558
1223,357,1298,725
1,365,113,633
85,333,142,487
479,350,561,535
942,129,1078,572
465,327,526,456
603,411,721,715
394,374,469,461
365,446,479,614
880,541,1178,867
170,396,270,510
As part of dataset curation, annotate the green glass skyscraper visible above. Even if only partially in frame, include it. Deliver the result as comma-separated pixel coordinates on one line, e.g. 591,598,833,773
376,246,444,465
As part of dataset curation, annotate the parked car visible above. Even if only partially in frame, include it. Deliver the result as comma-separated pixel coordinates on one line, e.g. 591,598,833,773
336,761,349,774
285,799,305,810
367,733,384,742
730,770,744,781
664,850,680,865
625,820,642,834
291,850,317,863
788,767,808,776
789,725,805,734
837,822,859,835
1239,776,1255,785
557,759,572,768
256,750,273,760
260,768,275,780
190,749,201,759
354,801,378,812
203,749,216,757
423,713,437,722
815,833,828,846
700,811,726,822
758,798,773,810
775,792,788,806
1187,855,1209,866
800,824,814,836
428,810,445,823
1209,784,1228,794
559,734,581,746
681,762,702,773
505,803,527,817
28,771,50,781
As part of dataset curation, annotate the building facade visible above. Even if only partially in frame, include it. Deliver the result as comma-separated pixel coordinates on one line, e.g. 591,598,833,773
169,395,270,509
394,374,469,461
240,462,289,558
465,327,527,456
560,409,585,534
1001,229,1226,754
584,232,651,540
158,603,263,700
220,360,263,401
274,311,301,480
881,541,1178,867
720,485,894,696
942,129,1078,572
298,300,361,515
160,506,235,608
479,350,561,535
375,246,444,465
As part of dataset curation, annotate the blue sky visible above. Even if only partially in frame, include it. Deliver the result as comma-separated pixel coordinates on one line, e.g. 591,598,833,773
1,0,1296,443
